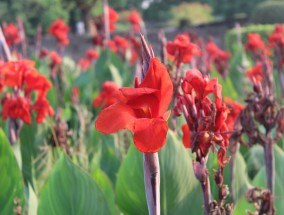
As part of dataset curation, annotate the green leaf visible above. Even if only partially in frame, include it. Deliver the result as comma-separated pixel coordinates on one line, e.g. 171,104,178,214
211,69,238,100
20,123,37,189
0,129,25,214
91,165,115,215
115,130,203,215
37,153,113,215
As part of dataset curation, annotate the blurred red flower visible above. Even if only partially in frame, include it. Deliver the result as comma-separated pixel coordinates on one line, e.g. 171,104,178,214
245,33,265,52
49,51,62,66
108,7,119,32
95,58,173,152
127,10,141,32
93,81,120,109
48,19,70,46
31,97,54,123
247,62,263,85
0,60,37,88
3,23,21,47
78,58,90,71
206,41,231,78
86,50,99,61
166,33,200,66
224,97,244,131
2,96,31,124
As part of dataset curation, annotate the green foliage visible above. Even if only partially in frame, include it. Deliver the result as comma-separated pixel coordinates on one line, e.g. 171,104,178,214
0,129,25,214
37,153,114,215
116,130,203,215
225,24,275,53
170,2,214,28
0,0,69,36
203,0,265,20
251,1,284,24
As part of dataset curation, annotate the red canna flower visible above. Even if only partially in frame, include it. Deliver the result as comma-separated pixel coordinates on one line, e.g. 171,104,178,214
166,33,200,66
95,58,173,152
127,10,142,32
93,81,120,109
2,96,31,124
78,58,91,71
3,23,21,47
24,73,52,97
108,40,117,52
245,33,265,52
31,97,54,123
39,48,49,58
108,7,119,32
224,97,244,131
0,60,37,88
182,69,222,108
49,51,62,66
182,124,191,148
206,41,231,78
247,62,263,85
48,19,70,46
176,68,230,166
86,50,99,61
113,36,128,49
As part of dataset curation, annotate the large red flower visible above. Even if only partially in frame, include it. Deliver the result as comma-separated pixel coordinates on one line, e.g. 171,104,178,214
48,19,70,46
3,23,21,47
166,33,200,66
95,58,173,152
2,96,31,124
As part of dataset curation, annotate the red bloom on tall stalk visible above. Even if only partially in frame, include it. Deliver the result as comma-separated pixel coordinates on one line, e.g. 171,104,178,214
49,51,62,66
245,33,265,53
166,33,200,66
178,69,230,166
95,58,173,152
127,10,142,32
0,60,54,124
93,81,120,109
48,19,70,46
2,96,31,124
107,7,119,32
3,23,21,47
224,97,244,131
247,62,264,85
206,41,231,78
78,49,99,71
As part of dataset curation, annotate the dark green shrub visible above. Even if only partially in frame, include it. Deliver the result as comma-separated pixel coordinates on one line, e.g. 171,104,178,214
251,1,284,24
225,24,275,52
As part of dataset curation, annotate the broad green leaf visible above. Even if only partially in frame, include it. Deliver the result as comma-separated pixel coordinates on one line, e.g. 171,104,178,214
20,123,37,189
0,129,25,214
211,69,238,100
228,47,251,97
223,151,250,202
116,130,203,215
91,165,115,215
37,153,112,215
28,184,38,215
234,145,284,214
109,64,123,86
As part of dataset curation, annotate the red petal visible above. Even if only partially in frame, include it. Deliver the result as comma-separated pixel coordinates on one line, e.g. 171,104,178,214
139,58,173,116
95,103,136,134
182,124,191,148
133,118,168,152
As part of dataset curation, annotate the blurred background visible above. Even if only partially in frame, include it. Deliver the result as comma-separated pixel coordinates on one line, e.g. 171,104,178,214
1,0,284,57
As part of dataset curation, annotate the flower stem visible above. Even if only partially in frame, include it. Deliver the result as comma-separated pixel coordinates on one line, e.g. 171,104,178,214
201,176,211,215
264,134,275,213
143,152,160,215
